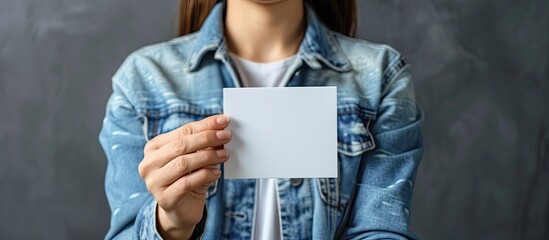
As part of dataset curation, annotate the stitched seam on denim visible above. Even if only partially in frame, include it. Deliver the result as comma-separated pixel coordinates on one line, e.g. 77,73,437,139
337,106,376,119
380,64,411,98
137,106,223,119
332,32,397,52
327,31,352,70
337,142,372,147
366,148,423,162
116,39,197,83
311,30,351,72
303,37,350,72
151,110,159,138
372,109,424,138
316,179,338,208
383,57,408,85
338,149,369,157
316,179,329,204
187,43,221,71
134,33,198,56
335,178,340,208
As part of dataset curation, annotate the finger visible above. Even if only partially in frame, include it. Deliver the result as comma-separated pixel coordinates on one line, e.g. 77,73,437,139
150,149,228,188
146,114,230,150
143,129,231,169
160,167,222,210
190,166,221,196
197,146,224,152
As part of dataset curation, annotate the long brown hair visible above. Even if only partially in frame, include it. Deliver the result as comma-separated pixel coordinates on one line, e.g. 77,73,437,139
177,0,356,37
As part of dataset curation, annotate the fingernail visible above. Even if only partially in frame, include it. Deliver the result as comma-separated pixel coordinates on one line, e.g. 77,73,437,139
216,130,230,140
212,168,221,176
216,149,228,158
216,116,229,125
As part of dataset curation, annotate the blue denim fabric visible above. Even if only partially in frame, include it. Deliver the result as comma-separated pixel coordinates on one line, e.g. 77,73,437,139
99,2,424,240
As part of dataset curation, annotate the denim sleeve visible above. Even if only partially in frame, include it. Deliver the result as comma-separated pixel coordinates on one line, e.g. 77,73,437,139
98,65,164,239
343,63,424,239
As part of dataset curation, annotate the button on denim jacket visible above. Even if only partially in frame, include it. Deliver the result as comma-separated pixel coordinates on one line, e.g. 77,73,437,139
99,3,424,240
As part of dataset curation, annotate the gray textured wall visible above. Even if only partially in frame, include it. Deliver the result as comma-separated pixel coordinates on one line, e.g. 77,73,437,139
359,1,549,239
0,0,547,239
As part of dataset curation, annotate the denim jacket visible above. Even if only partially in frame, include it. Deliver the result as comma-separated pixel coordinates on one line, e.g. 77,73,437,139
99,2,424,240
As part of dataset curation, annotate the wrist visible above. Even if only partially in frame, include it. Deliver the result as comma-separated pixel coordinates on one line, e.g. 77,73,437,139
156,205,195,240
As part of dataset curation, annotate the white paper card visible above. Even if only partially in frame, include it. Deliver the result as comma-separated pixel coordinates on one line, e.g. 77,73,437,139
223,87,337,179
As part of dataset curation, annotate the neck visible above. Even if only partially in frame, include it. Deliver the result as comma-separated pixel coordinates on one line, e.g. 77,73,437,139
225,0,305,62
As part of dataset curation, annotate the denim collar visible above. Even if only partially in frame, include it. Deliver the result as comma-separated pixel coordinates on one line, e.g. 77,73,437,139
184,2,351,73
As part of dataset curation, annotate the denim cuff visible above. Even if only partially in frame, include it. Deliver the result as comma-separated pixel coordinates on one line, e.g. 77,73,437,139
135,196,164,239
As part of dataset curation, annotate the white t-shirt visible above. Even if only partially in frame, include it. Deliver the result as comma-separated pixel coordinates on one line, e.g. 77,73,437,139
229,52,297,240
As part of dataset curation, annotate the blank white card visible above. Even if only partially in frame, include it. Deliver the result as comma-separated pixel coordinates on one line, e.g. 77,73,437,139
223,87,337,179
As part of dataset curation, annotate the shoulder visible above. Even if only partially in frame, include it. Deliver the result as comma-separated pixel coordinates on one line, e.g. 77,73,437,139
332,32,409,85
111,32,200,95
107,33,203,112
114,32,199,79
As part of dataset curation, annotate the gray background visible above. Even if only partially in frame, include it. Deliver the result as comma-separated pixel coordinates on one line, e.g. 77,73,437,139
1,0,547,239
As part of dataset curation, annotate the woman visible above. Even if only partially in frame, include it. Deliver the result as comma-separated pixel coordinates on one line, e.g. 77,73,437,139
99,0,424,239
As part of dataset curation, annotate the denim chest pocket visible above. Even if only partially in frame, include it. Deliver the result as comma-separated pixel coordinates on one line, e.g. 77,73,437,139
317,108,376,208
143,110,220,199
337,111,376,156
